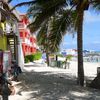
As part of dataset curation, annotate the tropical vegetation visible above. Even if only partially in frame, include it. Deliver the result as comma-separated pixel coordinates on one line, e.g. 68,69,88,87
25,52,42,63
36,20,50,66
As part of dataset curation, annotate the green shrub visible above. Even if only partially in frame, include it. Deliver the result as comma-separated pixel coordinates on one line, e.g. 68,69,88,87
25,57,29,63
25,55,34,62
57,54,63,57
24,52,42,63
33,52,42,60
66,55,73,61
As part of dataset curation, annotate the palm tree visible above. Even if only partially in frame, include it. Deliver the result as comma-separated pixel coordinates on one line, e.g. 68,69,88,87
36,20,50,66
70,0,100,86
11,0,100,86
36,17,64,66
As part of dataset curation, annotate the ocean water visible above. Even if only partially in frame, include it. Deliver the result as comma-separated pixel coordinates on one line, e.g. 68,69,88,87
72,56,100,63
83,56,100,63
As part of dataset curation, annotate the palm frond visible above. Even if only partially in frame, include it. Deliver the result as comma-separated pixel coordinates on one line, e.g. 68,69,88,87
27,0,66,15
71,10,78,32
27,4,42,18
27,0,67,32
91,0,100,11
8,0,13,3
10,0,37,11
39,0,66,10
37,22,48,46
47,10,76,52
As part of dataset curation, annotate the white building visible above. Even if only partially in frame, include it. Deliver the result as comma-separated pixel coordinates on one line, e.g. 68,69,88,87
61,49,77,56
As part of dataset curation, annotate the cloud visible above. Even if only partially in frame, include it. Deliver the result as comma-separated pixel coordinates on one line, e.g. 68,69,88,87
92,41,100,44
84,41,100,45
62,41,77,46
62,42,70,45
84,11,100,23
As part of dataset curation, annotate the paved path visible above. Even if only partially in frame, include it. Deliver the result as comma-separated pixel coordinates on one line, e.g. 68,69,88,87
7,62,100,100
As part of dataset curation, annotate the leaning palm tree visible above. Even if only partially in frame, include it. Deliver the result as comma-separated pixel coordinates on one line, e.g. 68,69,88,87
47,14,75,65
36,16,66,66
36,20,50,66
11,0,100,86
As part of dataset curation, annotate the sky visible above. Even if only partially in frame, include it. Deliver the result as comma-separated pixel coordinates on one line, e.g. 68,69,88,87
61,11,100,51
11,1,100,51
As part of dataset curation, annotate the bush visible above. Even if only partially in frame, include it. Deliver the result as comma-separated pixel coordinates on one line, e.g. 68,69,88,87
66,55,73,61
33,52,42,60
24,52,42,63
25,57,29,63
57,54,63,57
25,55,34,62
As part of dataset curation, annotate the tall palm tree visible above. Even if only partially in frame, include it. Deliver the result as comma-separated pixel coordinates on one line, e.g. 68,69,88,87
70,0,100,86
11,0,100,86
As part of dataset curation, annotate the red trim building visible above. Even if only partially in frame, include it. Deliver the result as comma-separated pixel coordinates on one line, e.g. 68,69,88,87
18,15,37,56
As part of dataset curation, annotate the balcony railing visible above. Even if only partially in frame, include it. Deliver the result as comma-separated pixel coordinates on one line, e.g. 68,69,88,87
18,23,26,29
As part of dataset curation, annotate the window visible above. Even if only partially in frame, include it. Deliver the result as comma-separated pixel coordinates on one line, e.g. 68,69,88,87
20,32,23,37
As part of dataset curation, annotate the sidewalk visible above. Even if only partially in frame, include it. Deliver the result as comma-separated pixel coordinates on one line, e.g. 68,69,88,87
9,62,100,100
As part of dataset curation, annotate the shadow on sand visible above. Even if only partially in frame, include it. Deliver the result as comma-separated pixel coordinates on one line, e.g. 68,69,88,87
16,69,100,100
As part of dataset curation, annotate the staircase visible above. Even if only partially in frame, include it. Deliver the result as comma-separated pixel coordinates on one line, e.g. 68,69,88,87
7,35,18,60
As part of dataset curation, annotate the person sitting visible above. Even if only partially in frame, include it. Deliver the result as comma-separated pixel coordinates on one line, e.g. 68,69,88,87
11,60,21,81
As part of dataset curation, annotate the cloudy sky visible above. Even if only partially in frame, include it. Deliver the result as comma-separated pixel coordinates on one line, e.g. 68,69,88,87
61,11,100,51
11,1,100,51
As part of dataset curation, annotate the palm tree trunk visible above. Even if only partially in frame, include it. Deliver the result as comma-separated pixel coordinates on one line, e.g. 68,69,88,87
46,51,49,66
77,10,84,86
55,55,58,61
44,43,49,66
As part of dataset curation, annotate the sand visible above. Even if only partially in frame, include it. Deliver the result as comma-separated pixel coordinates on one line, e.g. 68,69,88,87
7,60,100,100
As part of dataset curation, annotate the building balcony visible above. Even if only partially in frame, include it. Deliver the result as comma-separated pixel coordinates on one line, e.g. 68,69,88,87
18,23,27,29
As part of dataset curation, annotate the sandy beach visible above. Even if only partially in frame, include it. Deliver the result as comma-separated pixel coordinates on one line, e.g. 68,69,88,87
8,61,100,100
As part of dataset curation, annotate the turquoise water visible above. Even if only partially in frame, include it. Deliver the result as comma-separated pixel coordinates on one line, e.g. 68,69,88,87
72,56,100,63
